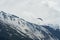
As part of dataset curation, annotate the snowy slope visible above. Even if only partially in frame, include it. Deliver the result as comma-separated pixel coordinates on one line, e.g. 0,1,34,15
0,11,60,40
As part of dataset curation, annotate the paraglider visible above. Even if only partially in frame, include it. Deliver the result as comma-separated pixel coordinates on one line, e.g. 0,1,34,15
37,18,43,21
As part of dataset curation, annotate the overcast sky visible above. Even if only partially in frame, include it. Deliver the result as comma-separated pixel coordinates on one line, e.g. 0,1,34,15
0,0,60,25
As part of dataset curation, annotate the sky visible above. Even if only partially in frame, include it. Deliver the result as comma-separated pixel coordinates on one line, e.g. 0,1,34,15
0,0,60,25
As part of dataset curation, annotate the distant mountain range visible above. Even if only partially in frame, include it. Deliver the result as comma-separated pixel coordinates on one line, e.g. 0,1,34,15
0,11,60,40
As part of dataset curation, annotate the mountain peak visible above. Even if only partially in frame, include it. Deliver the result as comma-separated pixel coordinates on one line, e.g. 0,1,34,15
0,11,20,21
0,11,60,40
0,11,6,14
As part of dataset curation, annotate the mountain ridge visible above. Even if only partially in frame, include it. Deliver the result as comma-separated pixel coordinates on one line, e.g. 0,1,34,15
0,11,60,40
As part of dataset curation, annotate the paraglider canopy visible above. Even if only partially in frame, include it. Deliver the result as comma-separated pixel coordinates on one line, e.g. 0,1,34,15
37,18,43,21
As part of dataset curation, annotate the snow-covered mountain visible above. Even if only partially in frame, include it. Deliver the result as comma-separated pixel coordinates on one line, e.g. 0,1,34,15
0,11,60,40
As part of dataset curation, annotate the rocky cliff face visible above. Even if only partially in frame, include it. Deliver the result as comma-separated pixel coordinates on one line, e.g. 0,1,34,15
0,11,60,40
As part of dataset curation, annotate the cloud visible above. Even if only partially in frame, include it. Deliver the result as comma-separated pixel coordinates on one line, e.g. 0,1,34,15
0,0,60,25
